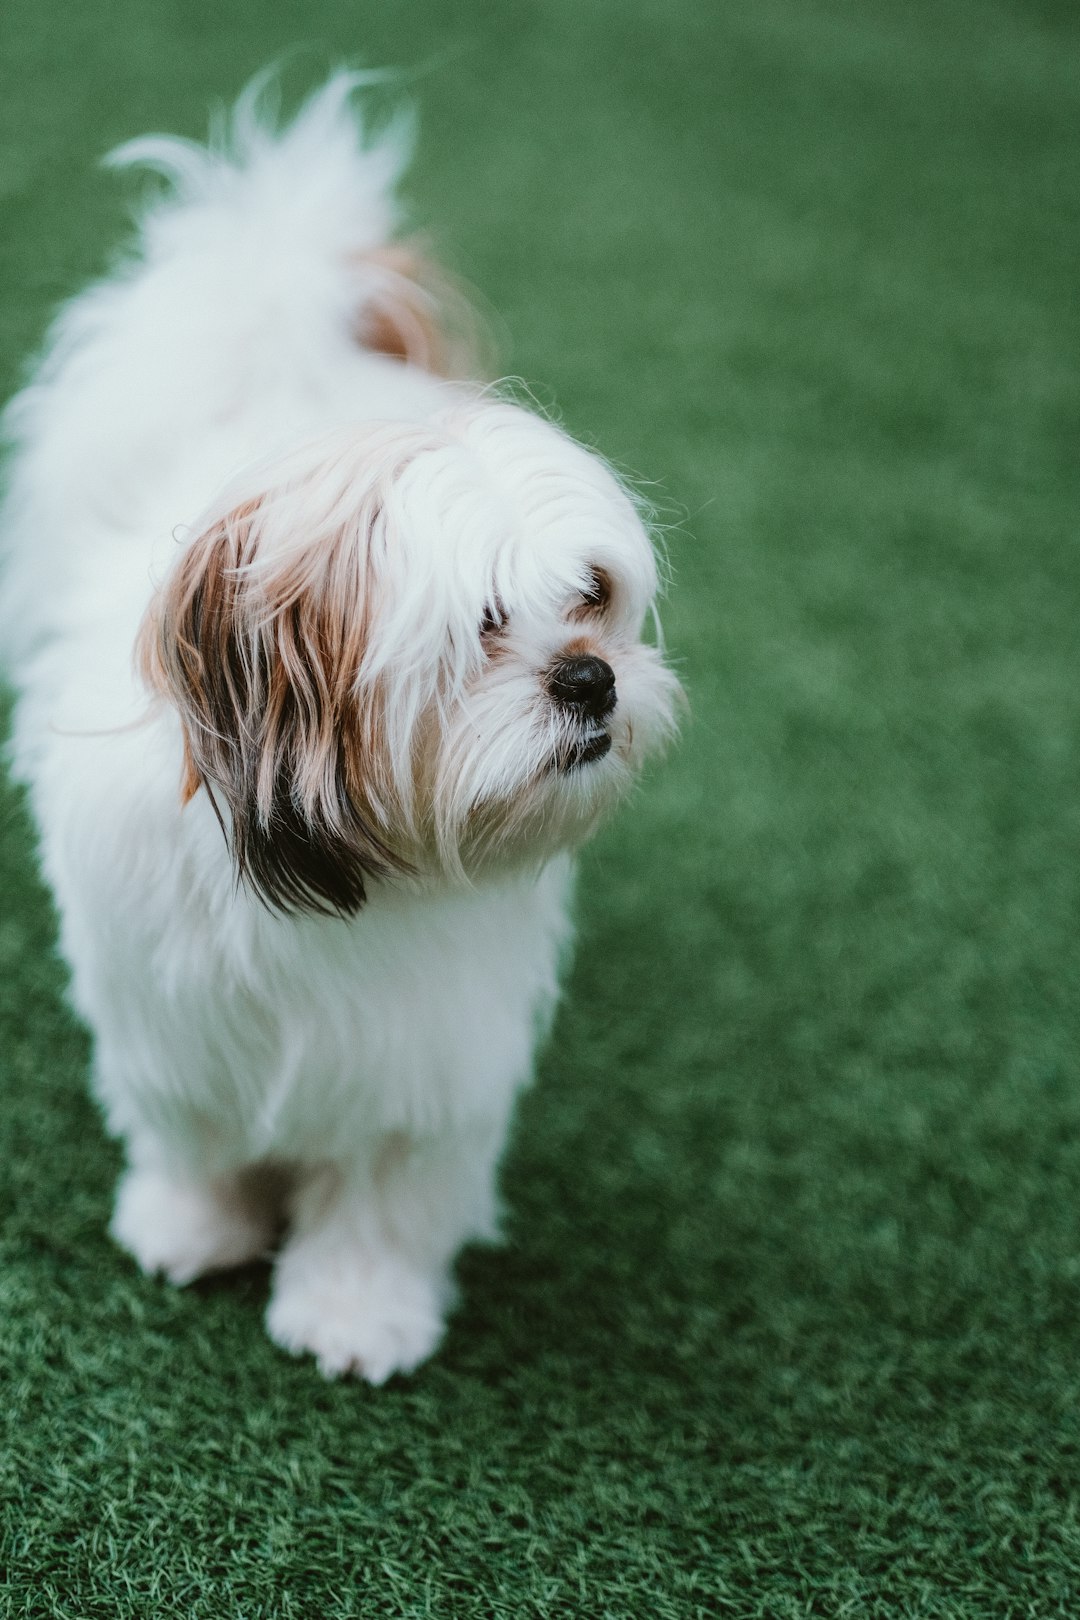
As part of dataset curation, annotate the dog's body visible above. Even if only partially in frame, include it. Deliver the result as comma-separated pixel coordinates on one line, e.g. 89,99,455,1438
0,78,677,1381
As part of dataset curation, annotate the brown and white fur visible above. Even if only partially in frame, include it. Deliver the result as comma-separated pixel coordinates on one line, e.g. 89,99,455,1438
0,74,679,1381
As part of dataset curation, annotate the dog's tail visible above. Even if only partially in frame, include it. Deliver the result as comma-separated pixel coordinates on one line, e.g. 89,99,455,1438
104,69,479,381
0,72,483,674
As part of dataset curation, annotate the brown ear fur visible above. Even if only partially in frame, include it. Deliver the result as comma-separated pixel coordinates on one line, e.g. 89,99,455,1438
137,500,408,916
352,241,489,379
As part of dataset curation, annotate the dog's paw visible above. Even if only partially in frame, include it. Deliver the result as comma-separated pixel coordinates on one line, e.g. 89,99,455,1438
110,1166,274,1285
265,1253,446,1384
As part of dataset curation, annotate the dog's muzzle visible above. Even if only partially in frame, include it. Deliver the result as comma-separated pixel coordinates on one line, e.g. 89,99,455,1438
547,654,616,769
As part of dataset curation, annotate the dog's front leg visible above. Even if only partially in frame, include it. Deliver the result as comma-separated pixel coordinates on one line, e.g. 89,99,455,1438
265,1121,504,1383
110,1158,281,1285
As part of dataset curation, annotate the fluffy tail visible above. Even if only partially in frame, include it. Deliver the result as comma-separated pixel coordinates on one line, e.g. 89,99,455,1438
0,72,478,672
105,70,475,380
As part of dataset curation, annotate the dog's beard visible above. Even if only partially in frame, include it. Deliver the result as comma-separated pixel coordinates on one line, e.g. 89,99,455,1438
422,646,677,880
554,727,612,771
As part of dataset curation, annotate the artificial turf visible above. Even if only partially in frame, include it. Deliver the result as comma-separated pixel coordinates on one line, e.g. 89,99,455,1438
2,0,1080,1614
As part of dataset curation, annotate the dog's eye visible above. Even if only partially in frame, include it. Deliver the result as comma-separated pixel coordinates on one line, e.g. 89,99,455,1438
480,596,508,639
571,567,613,619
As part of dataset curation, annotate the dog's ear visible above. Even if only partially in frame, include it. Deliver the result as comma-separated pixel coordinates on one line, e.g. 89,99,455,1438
137,494,408,916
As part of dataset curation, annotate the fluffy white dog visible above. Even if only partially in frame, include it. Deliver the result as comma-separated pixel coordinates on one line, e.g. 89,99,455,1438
0,75,679,1381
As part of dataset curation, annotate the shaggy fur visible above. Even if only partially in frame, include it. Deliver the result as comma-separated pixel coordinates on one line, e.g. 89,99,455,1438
0,75,679,1382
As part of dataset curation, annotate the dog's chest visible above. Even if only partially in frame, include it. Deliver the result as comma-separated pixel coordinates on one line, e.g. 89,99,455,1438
156,859,575,1161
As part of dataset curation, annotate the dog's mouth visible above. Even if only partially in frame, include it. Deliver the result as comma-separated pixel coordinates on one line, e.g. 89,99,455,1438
558,729,612,771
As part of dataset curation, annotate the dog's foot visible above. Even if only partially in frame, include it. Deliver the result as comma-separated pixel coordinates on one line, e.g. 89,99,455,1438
110,1166,275,1285
265,1250,446,1384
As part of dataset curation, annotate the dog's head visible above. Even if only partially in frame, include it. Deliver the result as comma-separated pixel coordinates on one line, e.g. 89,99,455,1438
138,400,681,913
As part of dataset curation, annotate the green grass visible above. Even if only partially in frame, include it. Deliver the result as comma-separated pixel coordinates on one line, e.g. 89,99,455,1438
3,0,1080,1614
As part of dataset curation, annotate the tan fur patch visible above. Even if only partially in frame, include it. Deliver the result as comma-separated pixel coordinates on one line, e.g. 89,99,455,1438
559,634,600,660
136,489,411,914
350,240,489,379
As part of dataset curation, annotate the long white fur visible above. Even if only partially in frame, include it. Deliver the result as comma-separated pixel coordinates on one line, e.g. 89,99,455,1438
0,76,678,1382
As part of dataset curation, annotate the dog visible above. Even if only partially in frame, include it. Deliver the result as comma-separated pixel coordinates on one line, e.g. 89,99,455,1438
0,74,680,1381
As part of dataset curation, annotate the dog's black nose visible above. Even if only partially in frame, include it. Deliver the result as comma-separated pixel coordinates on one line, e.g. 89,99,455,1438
547,654,617,720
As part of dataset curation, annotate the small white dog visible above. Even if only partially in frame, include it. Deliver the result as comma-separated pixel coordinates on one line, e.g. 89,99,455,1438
0,75,679,1381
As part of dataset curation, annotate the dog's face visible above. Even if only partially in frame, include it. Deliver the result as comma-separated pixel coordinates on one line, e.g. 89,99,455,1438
140,400,680,913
